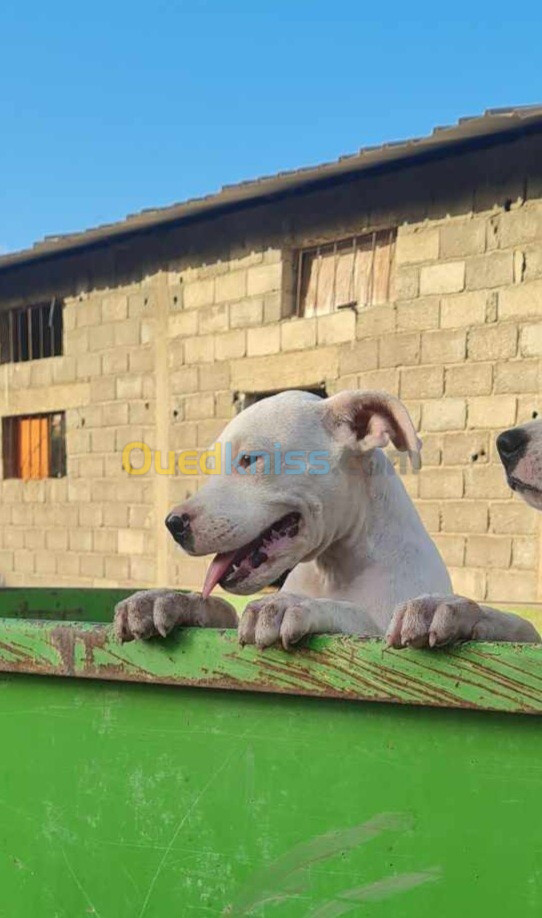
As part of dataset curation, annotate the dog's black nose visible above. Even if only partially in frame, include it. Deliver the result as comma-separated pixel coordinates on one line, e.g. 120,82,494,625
496,427,528,466
165,512,191,545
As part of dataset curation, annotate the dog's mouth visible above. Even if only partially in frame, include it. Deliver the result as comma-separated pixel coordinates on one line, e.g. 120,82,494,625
202,511,302,598
508,475,542,496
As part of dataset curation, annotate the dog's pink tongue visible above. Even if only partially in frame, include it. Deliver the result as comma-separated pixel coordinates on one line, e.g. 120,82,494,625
202,551,237,599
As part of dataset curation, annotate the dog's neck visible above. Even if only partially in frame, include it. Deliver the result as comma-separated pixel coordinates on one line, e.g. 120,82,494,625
315,450,426,588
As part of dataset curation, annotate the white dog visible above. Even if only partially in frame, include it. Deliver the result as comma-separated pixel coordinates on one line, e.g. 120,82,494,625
497,418,542,511
387,416,542,647
114,391,539,647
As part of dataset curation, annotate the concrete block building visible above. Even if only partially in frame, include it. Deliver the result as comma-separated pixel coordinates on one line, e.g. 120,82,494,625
0,106,541,602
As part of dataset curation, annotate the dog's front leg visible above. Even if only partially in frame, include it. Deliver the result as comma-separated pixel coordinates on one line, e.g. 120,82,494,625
238,593,382,650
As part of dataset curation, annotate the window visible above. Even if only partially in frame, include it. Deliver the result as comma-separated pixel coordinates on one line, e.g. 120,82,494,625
234,385,327,414
2,412,66,480
296,229,396,317
0,300,63,364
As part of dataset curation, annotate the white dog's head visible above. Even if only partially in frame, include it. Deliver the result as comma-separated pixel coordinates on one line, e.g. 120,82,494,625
497,418,542,511
166,390,421,596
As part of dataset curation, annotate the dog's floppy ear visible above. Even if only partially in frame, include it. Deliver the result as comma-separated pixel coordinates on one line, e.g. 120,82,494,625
323,390,422,470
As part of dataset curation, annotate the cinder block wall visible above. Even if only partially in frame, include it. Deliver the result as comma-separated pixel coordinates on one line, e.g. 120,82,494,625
390,211,541,603
0,288,157,585
0,133,540,602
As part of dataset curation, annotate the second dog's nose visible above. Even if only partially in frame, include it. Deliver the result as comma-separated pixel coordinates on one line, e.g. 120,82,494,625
165,512,191,545
496,427,528,465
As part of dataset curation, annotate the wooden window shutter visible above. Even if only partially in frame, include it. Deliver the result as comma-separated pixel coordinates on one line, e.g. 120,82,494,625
298,229,396,316
18,416,50,480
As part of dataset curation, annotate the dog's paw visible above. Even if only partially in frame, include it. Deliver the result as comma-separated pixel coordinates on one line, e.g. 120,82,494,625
239,593,316,650
386,594,484,649
114,590,237,643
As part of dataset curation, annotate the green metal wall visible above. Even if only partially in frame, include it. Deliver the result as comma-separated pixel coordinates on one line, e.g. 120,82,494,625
0,590,541,917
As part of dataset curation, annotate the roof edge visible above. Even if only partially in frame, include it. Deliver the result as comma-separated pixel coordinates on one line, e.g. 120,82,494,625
2,105,542,274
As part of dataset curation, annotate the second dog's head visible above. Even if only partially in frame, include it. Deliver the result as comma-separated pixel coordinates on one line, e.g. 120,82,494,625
497,418,542,511
165,390,421,597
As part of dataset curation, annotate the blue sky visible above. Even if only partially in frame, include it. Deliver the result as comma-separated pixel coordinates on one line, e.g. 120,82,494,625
1,1,541,254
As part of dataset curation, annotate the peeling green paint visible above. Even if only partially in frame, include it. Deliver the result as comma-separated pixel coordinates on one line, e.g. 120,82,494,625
0,595,541,714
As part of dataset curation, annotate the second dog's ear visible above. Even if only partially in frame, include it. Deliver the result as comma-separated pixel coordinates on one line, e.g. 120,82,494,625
323,390,422,470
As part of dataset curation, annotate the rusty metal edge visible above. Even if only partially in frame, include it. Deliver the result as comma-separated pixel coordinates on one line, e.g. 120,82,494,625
0,619,541,715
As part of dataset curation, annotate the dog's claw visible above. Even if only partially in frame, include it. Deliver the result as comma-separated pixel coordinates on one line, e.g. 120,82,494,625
239,593,314,650
113,590,237,643
387,594,484,649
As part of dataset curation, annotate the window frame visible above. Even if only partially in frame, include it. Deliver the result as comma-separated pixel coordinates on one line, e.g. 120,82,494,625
0,299,63,364
234,385,328,414
2,411,67,480
294,228,396,318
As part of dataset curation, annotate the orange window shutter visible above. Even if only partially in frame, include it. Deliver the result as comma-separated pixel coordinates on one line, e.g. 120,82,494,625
29,418,38,478
41,416,50,477
29,418,39,479
18,416,49,479
31,416,49,479
19,418,30,479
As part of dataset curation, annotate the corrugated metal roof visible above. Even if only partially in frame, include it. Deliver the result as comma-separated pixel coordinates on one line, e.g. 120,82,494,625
2,105,542,272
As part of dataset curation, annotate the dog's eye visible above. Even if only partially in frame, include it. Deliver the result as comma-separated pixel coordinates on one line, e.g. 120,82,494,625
239,453,258,469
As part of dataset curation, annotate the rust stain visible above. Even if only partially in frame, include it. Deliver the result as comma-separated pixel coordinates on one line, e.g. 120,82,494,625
80,627,109,669
403,652,541,712
466,647,542,685
0,640,34,665
314,645,461,707
0,622,540,715
50,627,76,676
358,658,471,706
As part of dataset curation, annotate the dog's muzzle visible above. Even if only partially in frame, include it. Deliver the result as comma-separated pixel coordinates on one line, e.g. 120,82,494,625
165,512,192,549
496,427,529,472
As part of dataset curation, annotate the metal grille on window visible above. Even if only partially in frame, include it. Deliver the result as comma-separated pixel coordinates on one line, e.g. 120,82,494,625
0,299,63,364
2,412,66,480
296,229,396,317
